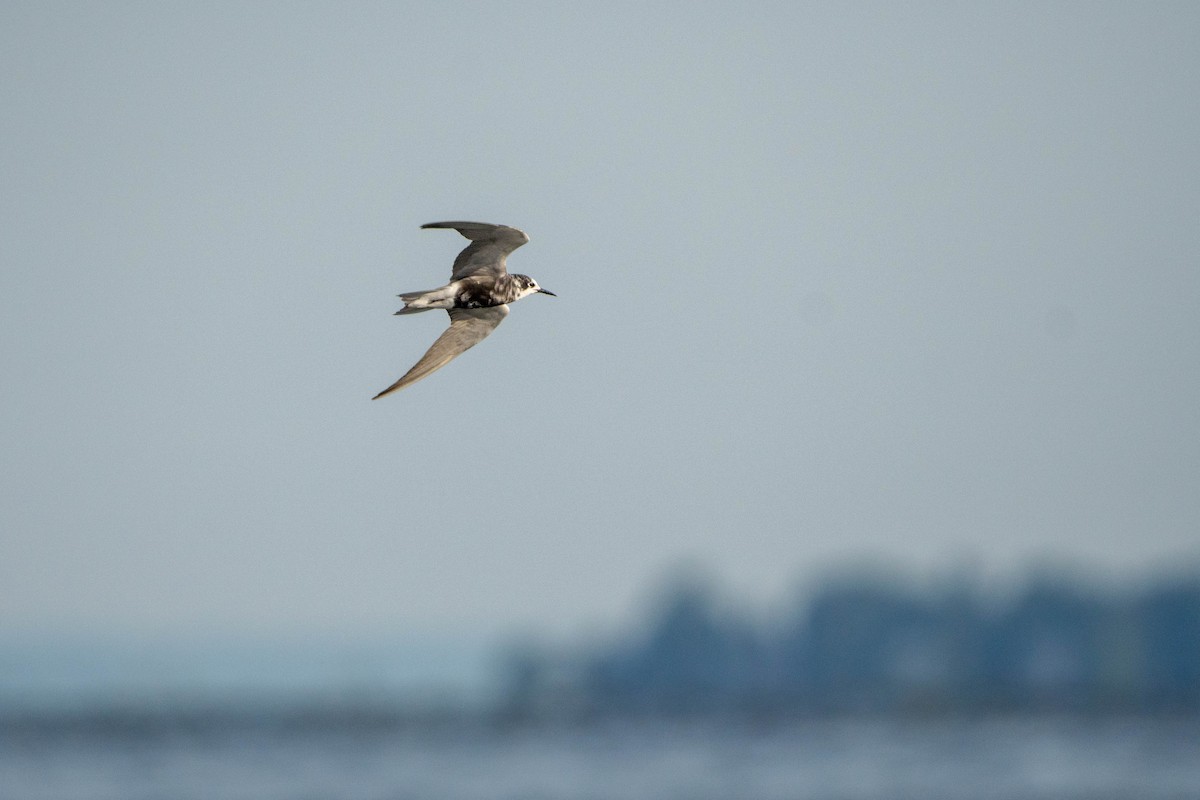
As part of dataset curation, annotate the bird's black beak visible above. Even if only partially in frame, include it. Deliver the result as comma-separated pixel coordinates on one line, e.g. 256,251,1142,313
537,288,557,297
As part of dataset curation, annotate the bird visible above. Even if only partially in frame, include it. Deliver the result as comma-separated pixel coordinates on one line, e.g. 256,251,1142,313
372,221,555,399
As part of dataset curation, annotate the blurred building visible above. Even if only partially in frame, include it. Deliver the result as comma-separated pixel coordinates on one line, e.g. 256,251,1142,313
499,569,1200,719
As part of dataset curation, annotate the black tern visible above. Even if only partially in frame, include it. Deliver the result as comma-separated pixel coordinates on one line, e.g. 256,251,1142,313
372,221,554,399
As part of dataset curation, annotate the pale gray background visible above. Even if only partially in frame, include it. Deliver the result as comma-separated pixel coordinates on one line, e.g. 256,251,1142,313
2,3,1197,647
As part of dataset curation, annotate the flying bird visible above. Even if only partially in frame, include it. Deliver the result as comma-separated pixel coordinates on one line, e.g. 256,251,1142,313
373,221,555,399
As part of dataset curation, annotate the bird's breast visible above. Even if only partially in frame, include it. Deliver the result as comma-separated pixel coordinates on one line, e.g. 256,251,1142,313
453,278,515,309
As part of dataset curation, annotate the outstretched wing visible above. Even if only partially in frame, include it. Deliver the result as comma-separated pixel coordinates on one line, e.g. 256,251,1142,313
372,306,509,399
421,221,530,281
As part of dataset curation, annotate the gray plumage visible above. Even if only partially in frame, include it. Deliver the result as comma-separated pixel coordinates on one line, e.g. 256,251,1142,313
373,221,554,399
422,220,530,281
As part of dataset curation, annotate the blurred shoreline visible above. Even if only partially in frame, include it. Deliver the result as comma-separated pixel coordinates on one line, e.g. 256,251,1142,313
4,699,1199,744
4,565,1198,800
4,565,1197,724
6,705,1198,800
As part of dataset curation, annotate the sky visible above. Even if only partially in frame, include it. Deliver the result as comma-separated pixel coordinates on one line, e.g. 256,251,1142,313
2,3,1198,646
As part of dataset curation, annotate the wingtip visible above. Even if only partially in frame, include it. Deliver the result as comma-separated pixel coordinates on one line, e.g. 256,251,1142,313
372,380,410,400
421,220,505,232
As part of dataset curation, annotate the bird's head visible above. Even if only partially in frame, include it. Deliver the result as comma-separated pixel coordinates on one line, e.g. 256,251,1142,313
513,274,556,299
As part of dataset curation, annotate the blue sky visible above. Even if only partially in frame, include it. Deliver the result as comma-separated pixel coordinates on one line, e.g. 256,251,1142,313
2,3,1198,642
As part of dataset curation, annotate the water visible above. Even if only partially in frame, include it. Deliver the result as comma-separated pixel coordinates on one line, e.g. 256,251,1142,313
3,712,1197,800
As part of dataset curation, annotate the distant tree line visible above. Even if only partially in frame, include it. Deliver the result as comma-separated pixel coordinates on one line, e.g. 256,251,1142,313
500,569,1200,718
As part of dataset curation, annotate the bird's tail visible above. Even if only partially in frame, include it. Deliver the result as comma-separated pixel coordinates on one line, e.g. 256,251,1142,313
394,287,453,315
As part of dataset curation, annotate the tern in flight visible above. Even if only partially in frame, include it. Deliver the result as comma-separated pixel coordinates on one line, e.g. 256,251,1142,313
373,221,554,399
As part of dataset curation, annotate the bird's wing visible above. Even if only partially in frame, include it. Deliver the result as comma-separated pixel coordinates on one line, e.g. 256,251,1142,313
372,306,509,399
421,221,530,281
